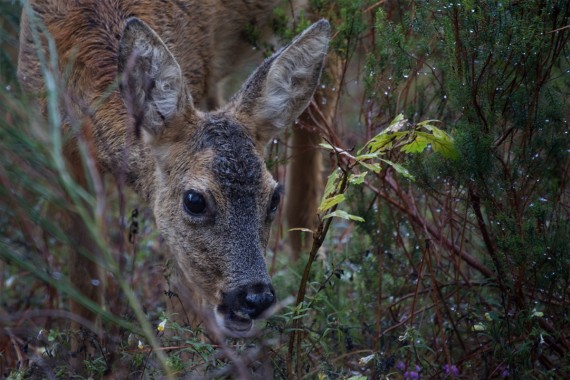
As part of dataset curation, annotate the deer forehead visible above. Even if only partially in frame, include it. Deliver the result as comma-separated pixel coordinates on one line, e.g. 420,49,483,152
159,115,275,205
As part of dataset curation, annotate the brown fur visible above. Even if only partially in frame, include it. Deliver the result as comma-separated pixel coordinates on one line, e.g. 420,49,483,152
18,0,330,346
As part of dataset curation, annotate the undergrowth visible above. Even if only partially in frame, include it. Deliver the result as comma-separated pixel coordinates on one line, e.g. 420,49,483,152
1,0,569,379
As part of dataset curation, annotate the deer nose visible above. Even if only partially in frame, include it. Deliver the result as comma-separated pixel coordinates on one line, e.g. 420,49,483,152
237,283,275,319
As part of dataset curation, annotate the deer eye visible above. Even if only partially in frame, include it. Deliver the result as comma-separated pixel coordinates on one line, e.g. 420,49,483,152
269,187,282,214
183,190,207,215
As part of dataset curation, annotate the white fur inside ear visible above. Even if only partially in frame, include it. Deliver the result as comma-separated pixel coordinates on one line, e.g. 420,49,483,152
120,19,186,138
134,41,183,134
256,28,330,130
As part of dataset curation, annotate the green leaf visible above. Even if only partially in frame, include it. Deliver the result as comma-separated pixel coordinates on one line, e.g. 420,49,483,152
362,130,409,154
418,130,459,159
349,171,368,185
359,115,409,155
416,119,441,127
359,161,381,173
322,169,340,199
380,158,415,180
319,142,335,151
363,133,394,154
355,152,379,161
318,194,346,212
416,124,459,159
387,113,405,130
401,135,429,154
323,209,365,222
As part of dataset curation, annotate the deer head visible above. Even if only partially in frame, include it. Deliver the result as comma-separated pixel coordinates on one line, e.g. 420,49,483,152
118,18,330,336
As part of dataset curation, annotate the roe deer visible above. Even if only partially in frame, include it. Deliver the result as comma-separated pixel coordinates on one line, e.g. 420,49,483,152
17,0,330,339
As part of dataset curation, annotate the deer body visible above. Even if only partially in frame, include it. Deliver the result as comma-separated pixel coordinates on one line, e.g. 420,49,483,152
18,0,330,337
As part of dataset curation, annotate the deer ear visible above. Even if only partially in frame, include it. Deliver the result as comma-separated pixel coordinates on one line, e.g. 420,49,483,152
118,18,189,139
228,20,331,146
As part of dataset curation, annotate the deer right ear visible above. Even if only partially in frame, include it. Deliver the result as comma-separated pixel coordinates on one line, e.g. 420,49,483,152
227,19,331,147
118,18,189,139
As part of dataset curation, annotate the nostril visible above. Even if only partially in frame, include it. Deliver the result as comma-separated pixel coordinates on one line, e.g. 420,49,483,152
222,283,276,320
242,289,275,319
245,291,274,309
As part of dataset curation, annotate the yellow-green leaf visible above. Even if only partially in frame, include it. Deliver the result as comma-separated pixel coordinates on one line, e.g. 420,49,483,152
417,130,459,159
416,124,459,159
322,169,340,199
349,171,368,185
401,135,429,154
387,113,406,131
380,158,415,180
472,323,486,332
318,194,345,212
355,152,379,161
319,142,335,151
361,132,398,154
323,209,365,222
359,161,381,173
288,228,314,233
417,119,441,127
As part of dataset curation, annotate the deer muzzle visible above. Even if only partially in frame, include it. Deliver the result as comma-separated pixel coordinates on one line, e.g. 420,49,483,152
215,282,276,337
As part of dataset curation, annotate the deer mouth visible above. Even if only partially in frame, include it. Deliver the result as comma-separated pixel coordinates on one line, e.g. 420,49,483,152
214,307,254,337
214,283,275,337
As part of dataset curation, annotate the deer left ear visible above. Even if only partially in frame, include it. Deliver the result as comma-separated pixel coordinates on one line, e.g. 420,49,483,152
118,18,191,140
227,20,331,146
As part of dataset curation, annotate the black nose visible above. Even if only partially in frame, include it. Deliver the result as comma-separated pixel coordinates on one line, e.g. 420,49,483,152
244,289,275,318
224,283,276,320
